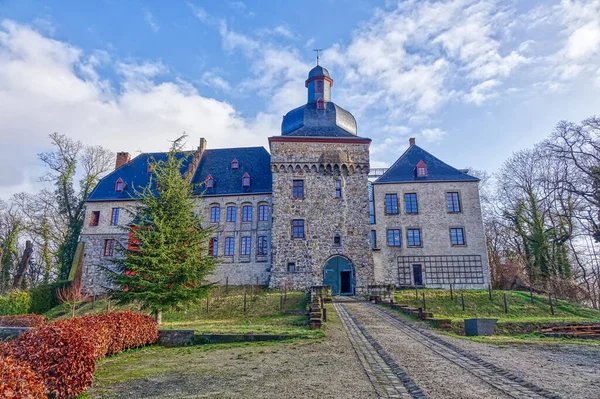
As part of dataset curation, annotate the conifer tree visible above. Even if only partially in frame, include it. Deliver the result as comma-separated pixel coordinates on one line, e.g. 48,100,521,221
106,137,217,323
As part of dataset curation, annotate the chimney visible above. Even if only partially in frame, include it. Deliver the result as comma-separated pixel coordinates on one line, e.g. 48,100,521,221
409,137,415,146
186,138,208,182
115,152,131,170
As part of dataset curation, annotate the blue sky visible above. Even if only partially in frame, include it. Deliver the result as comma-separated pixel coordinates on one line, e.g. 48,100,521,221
1,0,599,198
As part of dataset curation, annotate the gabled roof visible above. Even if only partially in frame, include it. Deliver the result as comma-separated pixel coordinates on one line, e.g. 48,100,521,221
190,147,272,196
87,152,192,201
374,145,479,184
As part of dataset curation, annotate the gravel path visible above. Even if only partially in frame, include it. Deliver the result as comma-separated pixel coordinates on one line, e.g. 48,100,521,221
88,308,377,398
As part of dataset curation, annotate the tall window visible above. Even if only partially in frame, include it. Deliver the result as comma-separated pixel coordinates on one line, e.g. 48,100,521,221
447,192,461,213
241,236,251,255
103,239,115,256
407,228,422,247
210,206,220,223
209,238,218,256
259,204,269,221
450,228,465,246
292,219,305,238
242,205,252,222
227,206,236,222
385,194,399,214
292,180,304,199
404,193,418,214
369,184,376,224
90,211,100,226
371,231,377,249
224,237,235,256
110,208,120,226
257,236,268,256
335,179,342,198
387,229,401,247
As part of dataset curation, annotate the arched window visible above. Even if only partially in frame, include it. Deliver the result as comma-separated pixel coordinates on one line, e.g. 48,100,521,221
115,178,125,192
206,175,215,188
231,159,239,169
242,173,251,187
334,233,342,246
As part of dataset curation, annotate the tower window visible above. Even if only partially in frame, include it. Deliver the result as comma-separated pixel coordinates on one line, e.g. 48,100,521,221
292,219,305,238
231,159,239,169
316,80,323,93
333,233,342,246
335,179,342,198
103,239,115,257
287,262,296,272
242,173,251,187
115,178,125,192
317,98,325,110
90,211,100,227
292,180,304,199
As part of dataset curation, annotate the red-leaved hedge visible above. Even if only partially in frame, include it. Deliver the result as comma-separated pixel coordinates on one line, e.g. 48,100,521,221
0,311,159,399
0,353,48,399
0,314,47,327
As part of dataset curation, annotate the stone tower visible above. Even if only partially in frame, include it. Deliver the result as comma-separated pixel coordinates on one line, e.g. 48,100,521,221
269,65,374,294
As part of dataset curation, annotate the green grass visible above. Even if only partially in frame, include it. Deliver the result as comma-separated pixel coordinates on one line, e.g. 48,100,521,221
394,288,600,323
46,287,322,339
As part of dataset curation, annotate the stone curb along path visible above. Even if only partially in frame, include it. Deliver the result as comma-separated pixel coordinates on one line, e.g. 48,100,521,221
334,302,428,399
362,302,562,399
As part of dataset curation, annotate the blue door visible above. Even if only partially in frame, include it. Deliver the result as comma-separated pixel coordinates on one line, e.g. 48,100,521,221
323,256,354,295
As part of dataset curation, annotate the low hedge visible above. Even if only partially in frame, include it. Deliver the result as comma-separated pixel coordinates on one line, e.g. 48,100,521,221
0,314,47,327
0,354,47,399
0,290,32,316
0,311,158,398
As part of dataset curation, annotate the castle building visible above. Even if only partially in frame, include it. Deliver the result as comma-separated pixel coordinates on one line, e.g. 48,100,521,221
80,65,490,295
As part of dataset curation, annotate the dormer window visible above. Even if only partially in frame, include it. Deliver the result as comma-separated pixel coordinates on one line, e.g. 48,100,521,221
206,175,214,189
115,178,125,192
316,98,325,110
231,159,239,169
242,173,251,187
416,160,428,177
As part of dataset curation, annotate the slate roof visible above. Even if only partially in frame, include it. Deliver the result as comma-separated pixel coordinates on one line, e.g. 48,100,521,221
87,147,272,202
308,65,330,79
190,147,272,196
374,145,479,184
87,152,192,201
281,102,359,137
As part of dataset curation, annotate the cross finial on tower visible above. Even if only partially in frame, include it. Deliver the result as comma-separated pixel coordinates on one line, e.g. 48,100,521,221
313,49,323,66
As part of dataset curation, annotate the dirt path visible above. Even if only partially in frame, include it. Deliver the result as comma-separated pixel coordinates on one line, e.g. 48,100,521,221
87,307,377,398
341,301,577,399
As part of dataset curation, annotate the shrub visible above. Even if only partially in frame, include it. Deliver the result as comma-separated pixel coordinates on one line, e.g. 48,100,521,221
0,322,97,398
100,311,159,354
0,314,47,328
0,354,47,399
0,290,32,316
30,281,71,314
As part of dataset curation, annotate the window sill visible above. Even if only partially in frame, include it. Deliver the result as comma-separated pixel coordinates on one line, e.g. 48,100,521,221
371,248,381,251
447,211,462,214
451,244,467,247
407,245,423,248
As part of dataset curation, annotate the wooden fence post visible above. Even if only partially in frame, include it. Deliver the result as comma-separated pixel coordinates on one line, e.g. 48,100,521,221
461,293,465,311
225,276,229,295
530,287,534,304
450,284,453,300
503,293,509,314
549,293,555,315
488,284,492,300
206,296,209,313
422,292,426,311
244,291,247,312
415,287,418,300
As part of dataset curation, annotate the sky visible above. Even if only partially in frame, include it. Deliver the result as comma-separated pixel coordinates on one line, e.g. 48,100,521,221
0,0,599,199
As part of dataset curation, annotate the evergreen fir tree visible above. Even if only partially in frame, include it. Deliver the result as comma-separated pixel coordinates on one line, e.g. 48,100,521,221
106,137,217,323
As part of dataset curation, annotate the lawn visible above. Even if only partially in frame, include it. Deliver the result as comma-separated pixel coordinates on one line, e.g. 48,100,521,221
394,288,600,324
47,286,322,339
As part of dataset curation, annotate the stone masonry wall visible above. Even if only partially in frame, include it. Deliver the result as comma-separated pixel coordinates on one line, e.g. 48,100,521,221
372,180,490,289
81,194,272,294
269,140,375,292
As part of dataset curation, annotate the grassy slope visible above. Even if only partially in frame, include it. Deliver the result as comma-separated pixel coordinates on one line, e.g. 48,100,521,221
47,287,321,338
394,289,600,323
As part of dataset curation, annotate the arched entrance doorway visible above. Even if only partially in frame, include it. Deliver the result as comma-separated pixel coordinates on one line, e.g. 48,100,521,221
323,256,354,295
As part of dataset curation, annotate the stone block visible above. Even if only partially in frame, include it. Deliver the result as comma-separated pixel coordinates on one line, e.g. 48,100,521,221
464,318,498,336
159,329,195,347
0,327,31,341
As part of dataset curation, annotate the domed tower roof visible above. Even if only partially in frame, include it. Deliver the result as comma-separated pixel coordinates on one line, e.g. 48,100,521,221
281,64,359,137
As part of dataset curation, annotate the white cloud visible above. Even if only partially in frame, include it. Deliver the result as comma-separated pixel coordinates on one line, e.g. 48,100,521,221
257,26,297,40
144,9,159,32
0,20,277,197
421,128,447,143
464,79,501,105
